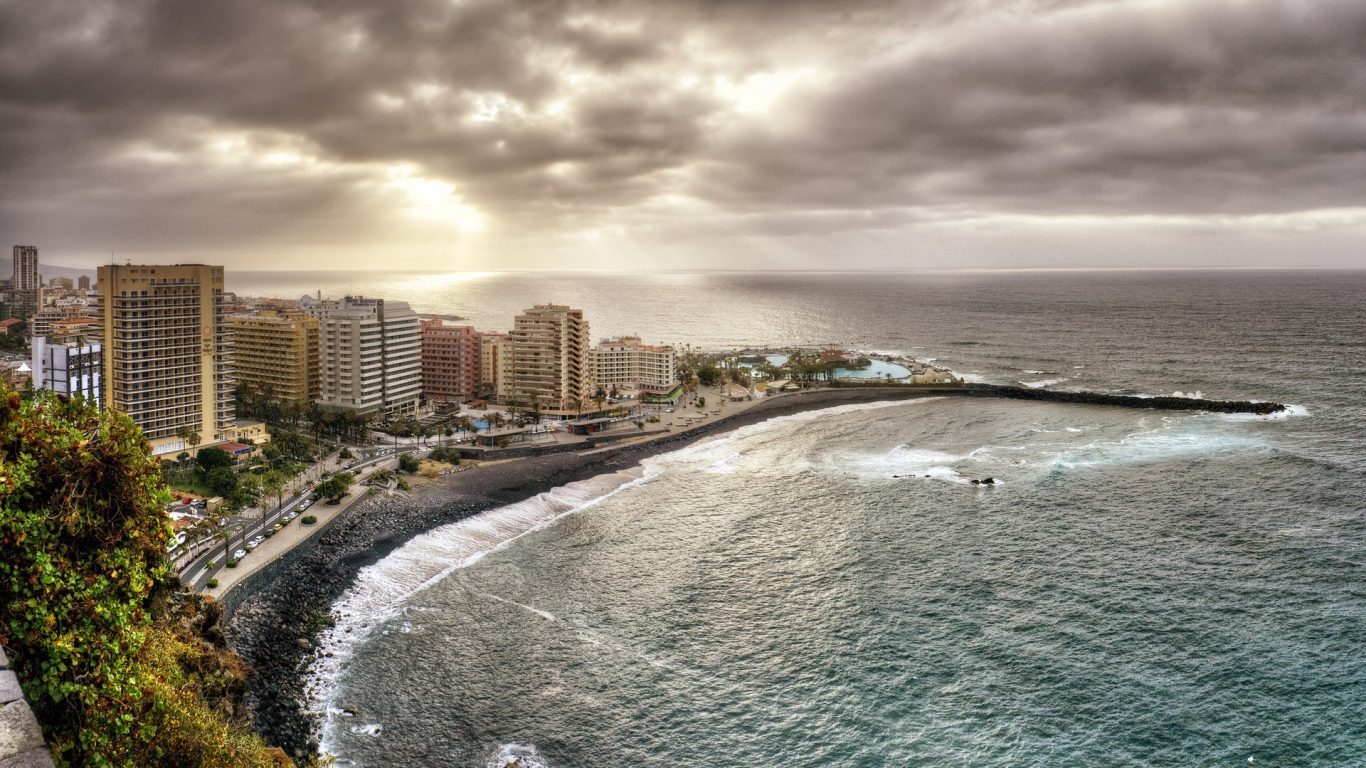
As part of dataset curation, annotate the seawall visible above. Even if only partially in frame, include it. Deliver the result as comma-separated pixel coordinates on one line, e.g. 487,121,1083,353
955,383,1286,414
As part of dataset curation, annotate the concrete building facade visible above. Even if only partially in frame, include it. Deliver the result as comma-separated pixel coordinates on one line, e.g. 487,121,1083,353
300,295,421,416
227,310,320,412
592,336,678,394
420,319,480,402
11,245,39,292
500,304,593,415
98,264,234,456
478,331,505,399
31,337,102,406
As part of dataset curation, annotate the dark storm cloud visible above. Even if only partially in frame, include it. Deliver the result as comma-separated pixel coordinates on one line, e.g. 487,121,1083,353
2,0,1366,267
708,0,1366,217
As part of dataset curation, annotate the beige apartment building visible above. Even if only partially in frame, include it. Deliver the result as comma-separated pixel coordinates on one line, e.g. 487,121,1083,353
228,310,320,411
478,331,505,399
499,304,593,415
592,336,677,395
98,263,234,456
300,295,421,417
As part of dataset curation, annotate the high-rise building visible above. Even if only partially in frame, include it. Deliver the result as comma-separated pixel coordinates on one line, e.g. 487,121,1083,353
32,337,102,406
98,264,234,456
77,275,91,291
478,331,505,399
500,304,593,415
592,336,677,395
420,319,480,402
300,295,421,416
12,246,39,292
228,310,320,412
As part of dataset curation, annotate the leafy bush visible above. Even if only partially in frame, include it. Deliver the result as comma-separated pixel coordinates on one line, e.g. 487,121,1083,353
227,559,239,568
206,578,219,588
0,385,287,767
427,446,461,464
338,446,354,459
397,452,420,473
301,515,317,525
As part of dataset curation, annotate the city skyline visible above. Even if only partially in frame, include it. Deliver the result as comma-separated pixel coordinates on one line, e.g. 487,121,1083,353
5,1,1366,273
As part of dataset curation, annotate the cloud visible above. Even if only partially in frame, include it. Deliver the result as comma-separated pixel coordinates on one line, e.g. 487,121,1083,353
2,0,1366,270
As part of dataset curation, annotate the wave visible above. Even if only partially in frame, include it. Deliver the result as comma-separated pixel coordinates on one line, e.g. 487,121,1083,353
309,465,650,753
1222,403,1311,421
309,396,946,753
1132,390,1205,400
1048,429,1271,470
487,742,554,768
1022,369,1046,375
1020,378,1067,389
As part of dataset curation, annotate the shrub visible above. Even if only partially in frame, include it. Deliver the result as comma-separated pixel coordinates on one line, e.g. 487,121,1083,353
398,452,420,473
301,515,317,525
227,559,239,568
206,578,219,588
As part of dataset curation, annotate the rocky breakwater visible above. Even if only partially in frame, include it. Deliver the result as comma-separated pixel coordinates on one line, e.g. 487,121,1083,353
960,383,1287,415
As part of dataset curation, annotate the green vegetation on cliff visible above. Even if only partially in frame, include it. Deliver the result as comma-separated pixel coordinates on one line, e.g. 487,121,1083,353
0,385,293,768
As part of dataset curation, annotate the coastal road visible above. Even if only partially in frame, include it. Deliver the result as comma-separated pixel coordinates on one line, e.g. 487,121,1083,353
177,448,426,592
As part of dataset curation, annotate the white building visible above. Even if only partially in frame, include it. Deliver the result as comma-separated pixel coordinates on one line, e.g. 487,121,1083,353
592,336,677,395
32,336,102,406
12,245,39,292
299,295,421,416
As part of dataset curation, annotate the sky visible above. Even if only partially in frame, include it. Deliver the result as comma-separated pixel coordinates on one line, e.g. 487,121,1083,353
3,0,1366,273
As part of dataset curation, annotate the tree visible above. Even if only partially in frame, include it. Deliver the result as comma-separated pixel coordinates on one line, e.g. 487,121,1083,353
338,446,354,459
315,471,354,503
697,364,722,387
0,385,291,767
196,446,234,473
262,470,288,510
398,452,420,473
205,466,239,497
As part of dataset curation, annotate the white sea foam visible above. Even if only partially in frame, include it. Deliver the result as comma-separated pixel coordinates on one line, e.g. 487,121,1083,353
956,372,989,384
350,723,382,737
310,466,650,754
1222,403,1311,421
487,742,554,768
1020,378,1067,389
1023,369,1045,375
474,591,556,621
1049,429,1270,470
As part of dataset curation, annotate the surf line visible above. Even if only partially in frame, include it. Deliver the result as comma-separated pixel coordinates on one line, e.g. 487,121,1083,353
474,590,557,621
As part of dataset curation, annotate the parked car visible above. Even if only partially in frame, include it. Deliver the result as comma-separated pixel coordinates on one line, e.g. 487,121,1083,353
233,548,247,560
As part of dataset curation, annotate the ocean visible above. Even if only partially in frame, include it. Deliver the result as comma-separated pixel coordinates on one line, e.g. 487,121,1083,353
229,270,1365,766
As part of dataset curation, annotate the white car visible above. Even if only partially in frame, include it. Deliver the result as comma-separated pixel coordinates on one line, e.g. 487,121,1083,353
233,549,247,560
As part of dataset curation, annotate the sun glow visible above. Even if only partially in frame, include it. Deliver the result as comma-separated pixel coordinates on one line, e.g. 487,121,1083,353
385,164,485,233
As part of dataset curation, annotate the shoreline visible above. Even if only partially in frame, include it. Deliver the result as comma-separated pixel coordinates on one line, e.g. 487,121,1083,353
224,387,950,761
223,384,1285,762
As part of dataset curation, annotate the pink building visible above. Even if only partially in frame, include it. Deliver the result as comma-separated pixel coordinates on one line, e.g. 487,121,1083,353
420,319,480,402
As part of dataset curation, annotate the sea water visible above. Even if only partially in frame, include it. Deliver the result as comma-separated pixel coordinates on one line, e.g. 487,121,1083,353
226,270,1366,766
